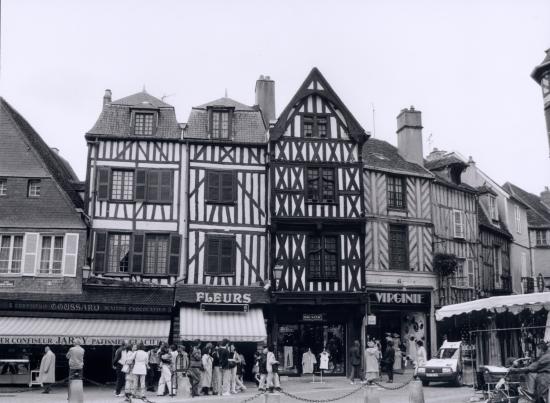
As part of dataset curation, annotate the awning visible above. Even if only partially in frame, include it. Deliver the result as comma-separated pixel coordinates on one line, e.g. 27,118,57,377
0,317,170,346
180,307,267,342
436,292,550,321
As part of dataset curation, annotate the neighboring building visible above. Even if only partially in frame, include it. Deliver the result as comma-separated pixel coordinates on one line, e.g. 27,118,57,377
503,182,550,292
531,48,550,153
268,68,368,376
363,107,438,356
174,78,272,347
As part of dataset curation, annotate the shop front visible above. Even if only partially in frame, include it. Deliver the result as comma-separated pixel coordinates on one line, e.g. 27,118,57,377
270,293,366,377
0,286,173,383
366,288,432,364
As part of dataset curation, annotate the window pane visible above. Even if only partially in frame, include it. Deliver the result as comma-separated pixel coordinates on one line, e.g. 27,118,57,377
318,117,328,137
212,112,220,137
145,235,169,274
0,236,10,273
52,236,64,274
111,171,123,199
322,169,335,202
307,168,319,201
122,171,134,200
0,179,6,196
135,113,154,136
389,226,408,270
108,234,130,273
40,236,52,274
28,180,41,197
221,112,229,138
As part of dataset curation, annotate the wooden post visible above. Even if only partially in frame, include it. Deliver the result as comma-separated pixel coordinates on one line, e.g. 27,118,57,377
68,379,83,403
408,379,425,403
363,385,380,403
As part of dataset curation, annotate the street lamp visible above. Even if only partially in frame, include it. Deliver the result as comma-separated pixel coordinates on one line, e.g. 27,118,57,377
82,265,91,281
273,264,284,291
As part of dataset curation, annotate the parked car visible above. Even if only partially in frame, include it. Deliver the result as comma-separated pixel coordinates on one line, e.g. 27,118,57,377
416,341,463,386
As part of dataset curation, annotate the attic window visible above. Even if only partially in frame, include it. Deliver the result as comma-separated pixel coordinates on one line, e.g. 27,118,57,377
134,113,155,136
488,195,498,220
209,109,232,139
302,114,330,138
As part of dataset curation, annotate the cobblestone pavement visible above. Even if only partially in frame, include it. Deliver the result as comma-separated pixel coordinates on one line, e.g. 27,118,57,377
0,374,480,403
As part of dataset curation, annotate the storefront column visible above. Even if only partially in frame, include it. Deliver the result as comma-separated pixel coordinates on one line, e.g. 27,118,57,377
429,297,437,357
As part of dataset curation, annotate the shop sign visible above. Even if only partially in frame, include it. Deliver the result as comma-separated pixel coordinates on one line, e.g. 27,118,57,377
369,292,429,306
0,280,14,288
367,315,377,325
195,292,251,304
0,336,164,346
302,313,325,322
0,300,171,315
200,303,249,313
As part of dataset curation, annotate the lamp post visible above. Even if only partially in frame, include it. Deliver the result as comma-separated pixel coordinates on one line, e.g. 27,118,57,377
273,264,284,291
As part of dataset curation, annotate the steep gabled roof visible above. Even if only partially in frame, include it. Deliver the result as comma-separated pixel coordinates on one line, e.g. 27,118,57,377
270,67,368,144
0,98,83,209
503,182,550,228
362,138,433,178
478,200,512,238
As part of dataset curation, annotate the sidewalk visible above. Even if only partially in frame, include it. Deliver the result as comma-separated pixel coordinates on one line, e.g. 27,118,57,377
0,373,478,403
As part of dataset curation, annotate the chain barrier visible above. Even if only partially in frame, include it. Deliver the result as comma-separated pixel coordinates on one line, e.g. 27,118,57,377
279,383,367,403
372,375,416,391
0,375,69,394
240,391,267,403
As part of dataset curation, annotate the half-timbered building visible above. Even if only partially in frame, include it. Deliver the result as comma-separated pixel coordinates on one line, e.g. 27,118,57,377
362,107,438,356
174,79,272,348
268,68,368,376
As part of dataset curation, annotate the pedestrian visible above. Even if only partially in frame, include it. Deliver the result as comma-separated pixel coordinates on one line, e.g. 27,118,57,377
131,343,148,398
382,340,395,383
176,345,191,397
113,341,128,397
349,340,362,384
146,344,160,392
219,339,232,396
157,344,174,397
415,340,427,375
123,344,137,399
232,345,247,392
187,340,202,397
365,341,380,383
266,345,281,392
238,350,247,389
66,339,85,380
39,346,56,394
200,344,213,395
211,344,221,395
257,346,268,392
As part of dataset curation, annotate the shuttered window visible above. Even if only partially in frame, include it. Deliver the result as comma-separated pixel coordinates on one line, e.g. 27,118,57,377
206,171,236,204
307,167,335,203
307,235,338,281
205,235,235,276
387,176,406,209
146,170,173,203
144,234,169,275
0,235,23,274
38,235,64,275
389,225,408,271
453,210,465,238
107,234,130,273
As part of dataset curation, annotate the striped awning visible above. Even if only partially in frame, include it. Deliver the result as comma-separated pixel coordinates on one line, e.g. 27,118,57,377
180,307,267,342
0,317,170,346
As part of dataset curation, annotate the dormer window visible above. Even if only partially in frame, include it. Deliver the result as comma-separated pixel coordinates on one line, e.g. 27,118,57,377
302,114,330,138
209,109,232,139
134,112,155,136
488,195,498,220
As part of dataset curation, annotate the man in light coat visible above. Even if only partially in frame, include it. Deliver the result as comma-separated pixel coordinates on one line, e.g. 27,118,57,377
39,346,56,394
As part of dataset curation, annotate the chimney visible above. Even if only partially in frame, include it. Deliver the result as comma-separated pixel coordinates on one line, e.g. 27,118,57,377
426,147,447,162
541,187,550,209
103,89,112,106
255,75,276,124
396,106,423,166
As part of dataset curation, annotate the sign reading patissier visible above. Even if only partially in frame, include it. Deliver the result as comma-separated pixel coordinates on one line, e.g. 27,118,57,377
0,336,164,346
369,291,429,306
195,292,251,304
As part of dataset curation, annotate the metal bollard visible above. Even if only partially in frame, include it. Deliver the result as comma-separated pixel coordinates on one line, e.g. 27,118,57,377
364,385,380,403
408,380,425,403
68,379,84,403
263,392,281,403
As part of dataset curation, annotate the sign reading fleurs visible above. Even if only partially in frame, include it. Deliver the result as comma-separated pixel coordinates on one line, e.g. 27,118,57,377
195,292,252,304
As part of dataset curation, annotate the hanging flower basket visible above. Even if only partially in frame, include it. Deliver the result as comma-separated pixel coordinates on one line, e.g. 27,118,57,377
434,253,458,277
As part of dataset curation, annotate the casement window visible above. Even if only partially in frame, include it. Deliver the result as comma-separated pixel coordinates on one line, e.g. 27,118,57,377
134,113,155,136
302,114,330,138
0,235,23,274
488,196,498,220
389,225,409,271
206,170,236,204
494,246,502,288
38,235,64,275
210,109,231,139
0,179,6,196
205,235,235,276
106,234,131,273
387,176,406,209
453,258,474,288
111,170,134,201
28,180,41,197
453,210,465,238
306,167,336,203
536,230,548,246
144,234,169,274
307,235,338,281
515,206,522,233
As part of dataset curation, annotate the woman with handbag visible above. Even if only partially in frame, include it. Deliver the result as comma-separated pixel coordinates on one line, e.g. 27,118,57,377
123,344,137,399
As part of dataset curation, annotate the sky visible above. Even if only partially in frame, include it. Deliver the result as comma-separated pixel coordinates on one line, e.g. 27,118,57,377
1,0,549,194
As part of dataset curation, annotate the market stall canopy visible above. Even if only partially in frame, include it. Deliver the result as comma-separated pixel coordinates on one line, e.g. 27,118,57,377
436,292,550,321
0,317,170,345
179,307,267,342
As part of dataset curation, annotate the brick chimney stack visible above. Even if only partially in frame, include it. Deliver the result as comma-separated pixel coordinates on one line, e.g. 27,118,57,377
396,106,424,166
103,89,112,107
255,75,276,125
541,187,550,209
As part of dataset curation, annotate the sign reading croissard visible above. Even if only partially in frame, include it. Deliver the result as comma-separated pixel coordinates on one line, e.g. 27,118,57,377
0,336,165,346
0,300,171,315
195,292,252,304
369,291,429,306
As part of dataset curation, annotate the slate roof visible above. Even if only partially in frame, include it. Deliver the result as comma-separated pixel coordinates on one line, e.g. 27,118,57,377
424,155,467,171
478,200,512,238
362,138,433,178
0,98,83,209
503,182,550,228
87,91,181,139
431,171,478,193
185,97,267,144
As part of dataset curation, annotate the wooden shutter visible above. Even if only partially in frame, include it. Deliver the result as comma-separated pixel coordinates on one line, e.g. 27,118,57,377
453,210,464,238
147,171,160,202
219,237,235,274
22,232,39,276
132,234,144,273
206,171,220,202
93,232,107,273
97,167,110,201
221,172,235,203
205,236,220,275
160,171,173,203
135,170,147,201
169,234,181,276
62,233,79,277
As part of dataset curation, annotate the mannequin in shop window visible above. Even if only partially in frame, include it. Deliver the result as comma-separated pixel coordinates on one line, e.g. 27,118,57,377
302,348,317,374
